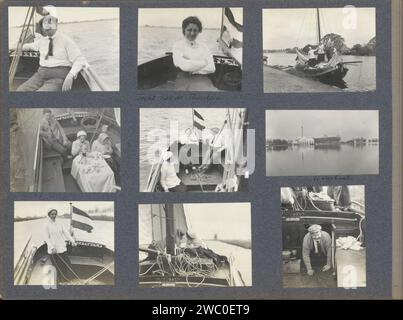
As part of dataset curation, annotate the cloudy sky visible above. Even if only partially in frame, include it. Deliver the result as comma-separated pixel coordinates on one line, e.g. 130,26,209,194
266,110,379,140
139,8,243,28
14,201,114,219
184,203,251,241
263,7,376,49
9,7,119,28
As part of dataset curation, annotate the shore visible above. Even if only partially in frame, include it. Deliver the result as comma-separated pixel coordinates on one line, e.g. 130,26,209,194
263,65,343,93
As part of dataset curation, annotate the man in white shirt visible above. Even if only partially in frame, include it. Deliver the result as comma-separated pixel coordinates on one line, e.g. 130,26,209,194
45,208,77,284
307,46,318,67
17,8,87,92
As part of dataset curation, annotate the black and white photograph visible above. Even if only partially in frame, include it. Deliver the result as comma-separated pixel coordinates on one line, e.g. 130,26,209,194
14,201,115,286
138,202,252,287
10,108,121,192
8,5,119,91
281,185,366,288
138,8,242,91
140,108,252,192
266,110,379,176
263,7,376,92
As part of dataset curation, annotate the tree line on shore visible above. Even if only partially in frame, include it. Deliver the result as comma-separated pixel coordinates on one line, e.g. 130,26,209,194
265,34,376,56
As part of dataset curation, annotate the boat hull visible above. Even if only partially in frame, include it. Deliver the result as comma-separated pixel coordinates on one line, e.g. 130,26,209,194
138,53,242,91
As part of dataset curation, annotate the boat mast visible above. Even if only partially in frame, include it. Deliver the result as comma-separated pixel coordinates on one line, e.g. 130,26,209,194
316,8,321,43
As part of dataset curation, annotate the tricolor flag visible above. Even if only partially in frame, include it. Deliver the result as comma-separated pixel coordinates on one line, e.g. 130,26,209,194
193,109,205,131
221,8,243,48
71,206,93,233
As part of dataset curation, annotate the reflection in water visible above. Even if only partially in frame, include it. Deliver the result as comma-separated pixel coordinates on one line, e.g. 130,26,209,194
266,144,379,176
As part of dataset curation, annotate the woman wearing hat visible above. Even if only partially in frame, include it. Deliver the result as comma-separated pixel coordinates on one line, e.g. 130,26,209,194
91,133,120,181
71,130,90,157
160,151,187,192
44,208,77,284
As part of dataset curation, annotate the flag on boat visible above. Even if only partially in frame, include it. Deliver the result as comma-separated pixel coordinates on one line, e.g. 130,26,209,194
193,109,205,130
71,206,93,233
220,8,243,66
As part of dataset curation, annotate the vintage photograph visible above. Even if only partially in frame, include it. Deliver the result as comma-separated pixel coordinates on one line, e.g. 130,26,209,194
14,201,115,286
266,110,379,176
140,108,251,192
138,202,252,287
8,5,119,91
138,8,242,91
281,185,366,288
263,7,376,92
10,108,121,192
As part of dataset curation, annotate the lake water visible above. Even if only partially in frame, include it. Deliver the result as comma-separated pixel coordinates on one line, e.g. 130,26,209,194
14,218,114,267
138,27,222,64
9,20,120,91
267,144,379,176
266,52,376,92
139,108,229,191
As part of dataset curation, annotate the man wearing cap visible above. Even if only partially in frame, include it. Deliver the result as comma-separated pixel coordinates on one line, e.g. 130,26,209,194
44,208,77,283
302,224,332,276
160,151,187,192
71,130,90,157
17,6,87,92
39,108,71,159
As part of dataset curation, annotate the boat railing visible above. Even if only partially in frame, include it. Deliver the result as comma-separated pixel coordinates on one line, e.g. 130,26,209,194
81,65,111,91
32,123,43,192
14,235,37,285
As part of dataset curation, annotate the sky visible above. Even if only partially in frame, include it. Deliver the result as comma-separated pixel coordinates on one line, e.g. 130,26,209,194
14,201,114,219
139,8,243,29
184,203,251,240
263,7,376,49
8,6,119,28
266,110,379,140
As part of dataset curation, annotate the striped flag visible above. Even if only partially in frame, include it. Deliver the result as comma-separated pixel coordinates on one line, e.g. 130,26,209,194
222,8,243,49
193,109,205,131
71,206,93,233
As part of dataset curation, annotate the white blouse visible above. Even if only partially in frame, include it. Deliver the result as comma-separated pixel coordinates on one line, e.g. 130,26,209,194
172,38,216,75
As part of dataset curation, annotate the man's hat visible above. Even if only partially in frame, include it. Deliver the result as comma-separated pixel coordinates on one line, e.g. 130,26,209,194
43,5,58,19
308,224,322,233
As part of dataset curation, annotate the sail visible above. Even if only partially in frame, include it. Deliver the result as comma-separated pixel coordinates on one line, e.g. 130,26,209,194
10,109,43,192
139,204,188,254
220,8,243,66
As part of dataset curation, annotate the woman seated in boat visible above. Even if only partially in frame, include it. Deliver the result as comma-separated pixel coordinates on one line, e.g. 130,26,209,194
71,130,90,157
317,42,326,63
40,109,72,160
160,151,187,192
172,16,217,90
306,46,318,68
91,133,120,179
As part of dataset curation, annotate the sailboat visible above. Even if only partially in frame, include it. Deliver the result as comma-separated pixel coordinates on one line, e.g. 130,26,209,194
14,203,115,285
10,108,121,192
144,108,249,192
9,6,110,91
139,203,245,287
293,8,349,84
138,8,242,91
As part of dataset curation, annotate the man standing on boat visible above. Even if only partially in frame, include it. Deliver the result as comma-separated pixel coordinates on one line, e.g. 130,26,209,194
317,42,326,63
17,6,87,92
45,208,77,284
160,151,187,192
302,224,332,276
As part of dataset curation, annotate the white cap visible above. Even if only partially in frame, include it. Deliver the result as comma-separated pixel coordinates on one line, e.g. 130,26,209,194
77,130,87,138
43,5,58,19
162,151,173,161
